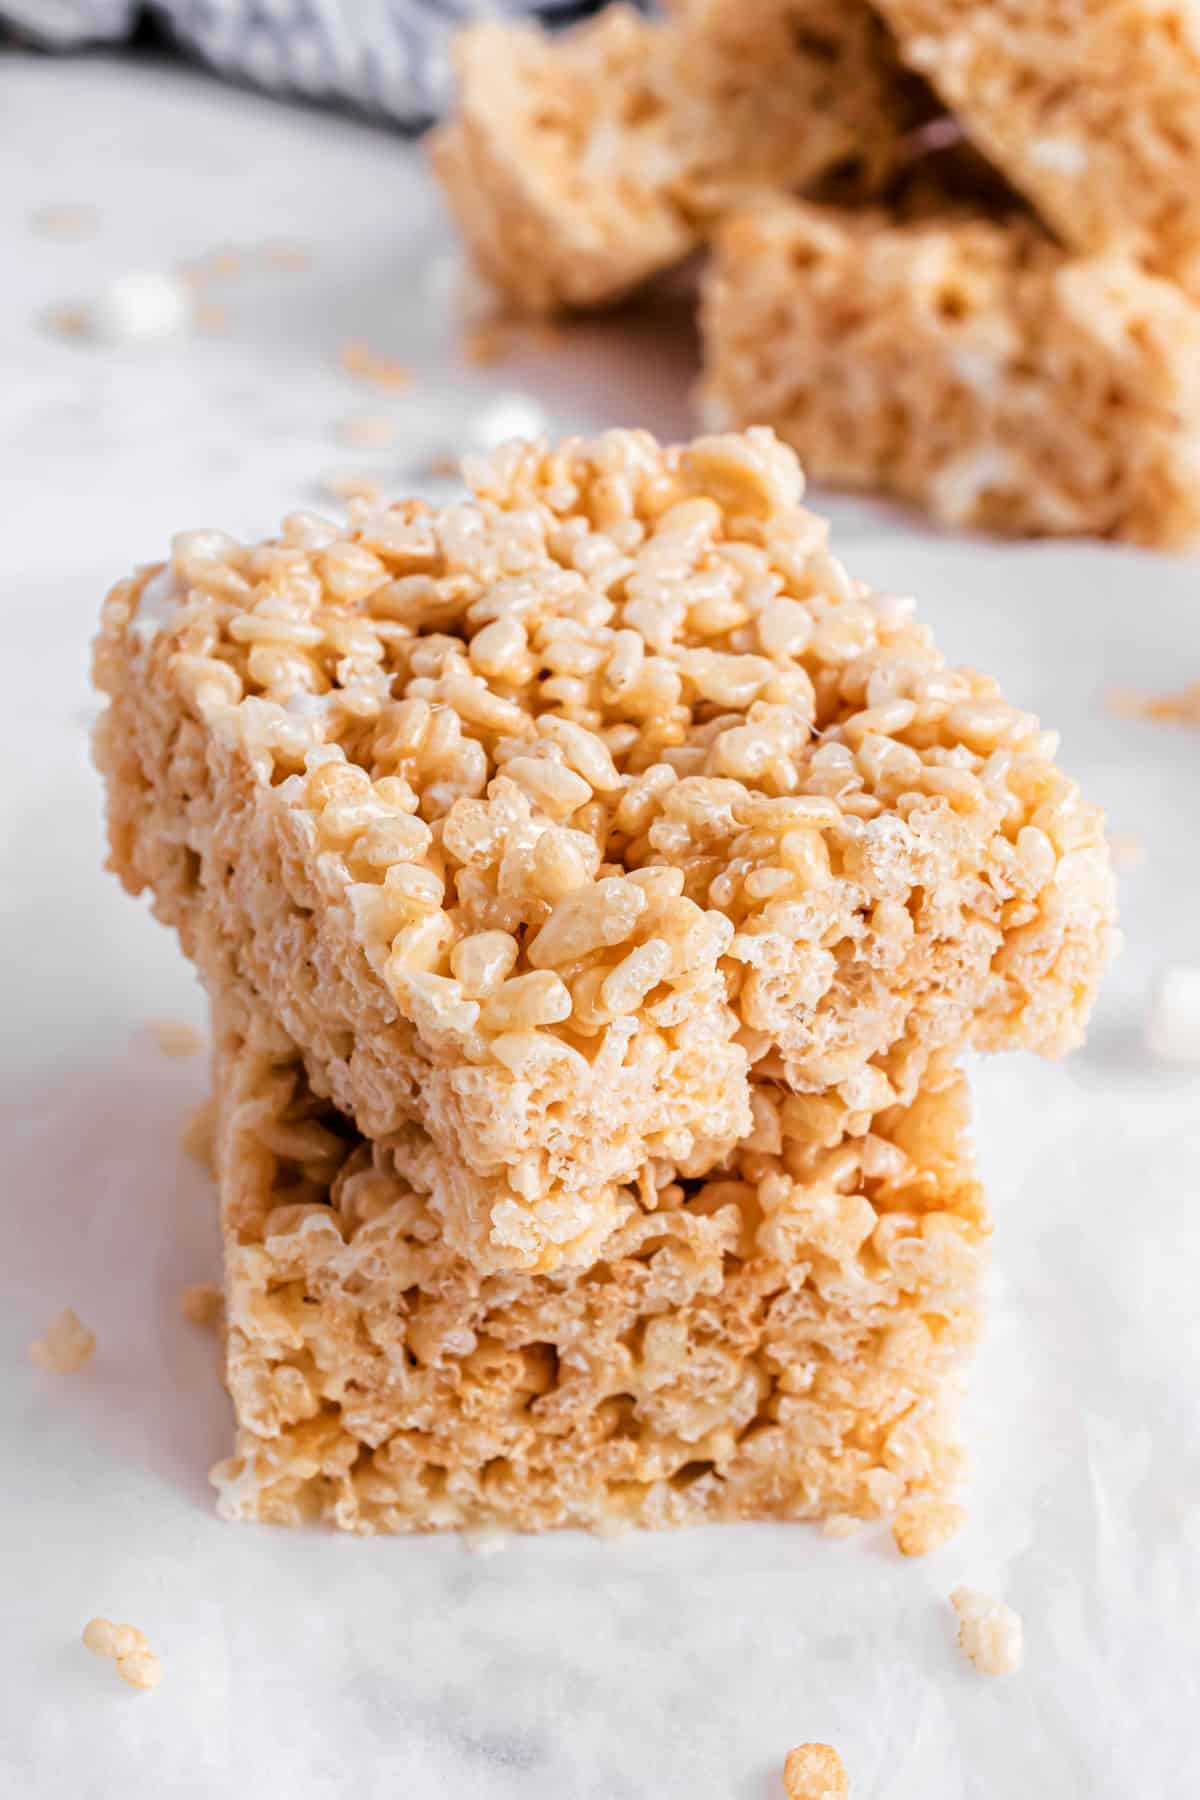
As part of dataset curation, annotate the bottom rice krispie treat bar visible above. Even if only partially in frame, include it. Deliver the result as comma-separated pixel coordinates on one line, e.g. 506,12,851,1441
700,200,1200,545
209,983,986,1534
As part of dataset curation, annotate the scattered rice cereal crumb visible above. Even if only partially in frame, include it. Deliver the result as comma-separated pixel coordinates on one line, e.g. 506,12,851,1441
320,469,383,504
892,1498,966,1557
1145,966,1200,1063
783,1742,849,1798
82,1619,148,1660
148,1018,205,1059
821,1513,861,1540
43,303,88,339
336,413,397,449
1110,681,1200,726
338,340,410,389
31,204,97,238
117,1649,162,1691
180,1097,216,1169
950,1587,1024,1675
29,1308,95,1374
425,453,460,480
180,1282,224,1328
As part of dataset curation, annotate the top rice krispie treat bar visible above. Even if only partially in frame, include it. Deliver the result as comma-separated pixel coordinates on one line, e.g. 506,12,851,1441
873,0,1200,281
429,0,927,314
94,428,1114,1272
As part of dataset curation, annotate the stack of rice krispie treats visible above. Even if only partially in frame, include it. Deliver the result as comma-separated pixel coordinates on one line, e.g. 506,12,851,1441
94,426,1115,1534
431,0,1200,547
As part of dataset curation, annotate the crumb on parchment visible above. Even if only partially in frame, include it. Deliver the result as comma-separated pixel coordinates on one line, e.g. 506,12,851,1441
29,1308,95,1374
950,1586,1024,1675
783,1742,849,1799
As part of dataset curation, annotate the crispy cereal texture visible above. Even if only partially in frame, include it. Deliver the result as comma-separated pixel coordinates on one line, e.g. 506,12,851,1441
94,429,1114,1271
428,8,694,315
700,203,1200,546
208,980,986,1535
661,0,926,218
783,1742,849,1800
950,1586,1024,1675
429,1,926,314
874,0,1200,281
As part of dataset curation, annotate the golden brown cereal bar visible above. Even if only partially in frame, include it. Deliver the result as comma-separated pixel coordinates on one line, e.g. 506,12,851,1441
428,1,926,314
699,203,1200,546
662,0,927,219
208,979,986,1535
428,8,694,315
93,429,1114,1273
873,0,1200,283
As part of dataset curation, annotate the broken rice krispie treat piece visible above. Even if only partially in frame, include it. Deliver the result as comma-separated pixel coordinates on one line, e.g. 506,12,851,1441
94,430,1114,1271
208,981,986,1535
430,0,926,314
700,203,1200,545
873,0,1200,283
428,8,694,315
94,429,1114,1270
660,0,927,220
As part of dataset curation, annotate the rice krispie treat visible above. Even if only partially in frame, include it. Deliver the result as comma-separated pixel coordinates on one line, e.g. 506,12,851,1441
429,1,926,314
208,982,986,1535
428,7,694,316
873,0,1200,282
700,204,1200,546
660,0,927,219
94,429,1114,1268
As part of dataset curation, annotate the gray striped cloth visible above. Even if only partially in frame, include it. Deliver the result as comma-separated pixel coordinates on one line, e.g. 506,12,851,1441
1,0,610,125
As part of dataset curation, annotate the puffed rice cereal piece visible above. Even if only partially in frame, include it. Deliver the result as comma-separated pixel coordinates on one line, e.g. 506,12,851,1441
950,1585,1024,1675
205,975,986,1536
891,1496,965,1556
701,202,1200,546
873,0,1200,288
783,1741,849,1799
116,1649,163,1690
82,1619,149,1660
30,1308,95,1374
95,428,1114,1271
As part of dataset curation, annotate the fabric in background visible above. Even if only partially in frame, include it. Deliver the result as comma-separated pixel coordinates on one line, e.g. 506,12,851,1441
0,0,609,126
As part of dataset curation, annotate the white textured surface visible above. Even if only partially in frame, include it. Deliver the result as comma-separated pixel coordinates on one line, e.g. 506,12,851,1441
2,53,1200,1800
